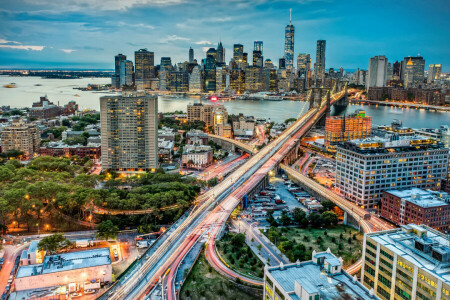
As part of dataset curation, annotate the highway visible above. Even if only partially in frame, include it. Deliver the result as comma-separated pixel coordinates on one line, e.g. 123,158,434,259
101,89,347,300
197,153,249,181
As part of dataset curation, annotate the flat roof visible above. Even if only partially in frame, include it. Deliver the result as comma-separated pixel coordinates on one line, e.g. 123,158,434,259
368,224,450,284
16,248,111,278
386,188,449,208
28,240,39,253
268,262,376,300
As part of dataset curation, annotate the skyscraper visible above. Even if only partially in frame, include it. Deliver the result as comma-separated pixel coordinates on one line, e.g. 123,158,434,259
284,9,295,71
204,54,216,92
100,90,158,173
206,47,217,64
159,57,172,91
217,42,225,64
119,60,134,87
367,55,388,89
233,44,244,68
279,57,286,69
189,47,194,63
113,53,126,88
254,41,263,54
315,40,326,78
427,63,442,83
252,50,263,68
135,49,154,90
297,53,311,77
189,66,202,93
402,56,425,88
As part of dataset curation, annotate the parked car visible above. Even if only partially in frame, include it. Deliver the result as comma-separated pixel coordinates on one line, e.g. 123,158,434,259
8,275,13,284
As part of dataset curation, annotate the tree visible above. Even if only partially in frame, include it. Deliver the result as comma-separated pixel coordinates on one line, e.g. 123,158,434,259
231,233,246,248
37,233,74,254
320,199,336,212
266,210,278,227
284,118,297,124
96,220,119,240
291,208,308,227
308,212,322,228
62,119,71,127
320,211,339,227
280,210,291,226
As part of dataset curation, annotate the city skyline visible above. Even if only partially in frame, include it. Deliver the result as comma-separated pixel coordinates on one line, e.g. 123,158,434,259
0,0,449,70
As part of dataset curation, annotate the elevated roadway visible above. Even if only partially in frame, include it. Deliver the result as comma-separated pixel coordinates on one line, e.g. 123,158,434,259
208,134,258,154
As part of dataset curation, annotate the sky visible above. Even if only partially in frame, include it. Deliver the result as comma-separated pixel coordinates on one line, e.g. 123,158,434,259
0,0,449,71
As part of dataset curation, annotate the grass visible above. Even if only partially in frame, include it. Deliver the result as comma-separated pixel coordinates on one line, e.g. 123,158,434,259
263,225,363,267
179,253,259,300
216,233,265,279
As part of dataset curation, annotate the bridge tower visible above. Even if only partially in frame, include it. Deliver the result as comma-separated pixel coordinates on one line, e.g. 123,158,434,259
333,81,349,114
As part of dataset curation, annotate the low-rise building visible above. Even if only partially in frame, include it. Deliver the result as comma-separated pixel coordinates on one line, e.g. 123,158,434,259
185,130,209,145
381,188,450,233
0,117,40,158
29,96,62,119
14,247,112,292
361,224,450,300
182,144,213,169
20,240,45,266
40,142,101,159
158,139,174,162
264,250,377,300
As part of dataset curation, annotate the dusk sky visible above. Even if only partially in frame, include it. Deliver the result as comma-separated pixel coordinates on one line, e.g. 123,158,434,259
0,0,449,71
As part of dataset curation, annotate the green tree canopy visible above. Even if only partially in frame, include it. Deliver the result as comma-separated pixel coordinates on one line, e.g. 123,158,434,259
37,233,74,254
96,220,119,240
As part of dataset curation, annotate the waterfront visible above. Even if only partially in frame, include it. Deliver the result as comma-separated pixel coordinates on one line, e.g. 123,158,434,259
0,76,449,127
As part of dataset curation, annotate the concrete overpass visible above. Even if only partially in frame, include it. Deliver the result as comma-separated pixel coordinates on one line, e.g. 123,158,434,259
208,133,258,154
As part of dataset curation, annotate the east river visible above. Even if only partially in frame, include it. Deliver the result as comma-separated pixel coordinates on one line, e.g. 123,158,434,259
1,76,449,127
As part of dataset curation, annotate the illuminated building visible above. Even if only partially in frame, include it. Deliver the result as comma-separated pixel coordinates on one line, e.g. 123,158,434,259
135,49,154,90
324,110,372,151
367,55,387,89
362,224,450,300
254,41,263,54
187,103,227,127
204,54,216,92
213,106,232,138
245,65,263,92
206,47,217,64
1,117,40,159
233,44,244,69
229,69,245,94
296,53,310,77
265,250,377,300
215,66,225,92
279,57,286,70
189,47,194,63
217,42,225,64
189,66,202,93
381,188,450,233
427,64,442,83
263,69,278,92
119,60,134,87
170,71,189,92
113,53,126,88
264,59,274,69
402,56,425,88
284,9,295,71
100,90,158,173
182,144,213,169
242,52,248,69
315,40,326,79
253,50,263,68
335,135,448,208
159,57,172,91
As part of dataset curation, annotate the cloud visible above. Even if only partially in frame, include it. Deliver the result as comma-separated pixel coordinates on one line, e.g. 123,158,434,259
159,35,190,43
60,49,76,53
0,39,20,44
0,44,45,51
202,47,212,52
195,40,212,45
23,0,186,11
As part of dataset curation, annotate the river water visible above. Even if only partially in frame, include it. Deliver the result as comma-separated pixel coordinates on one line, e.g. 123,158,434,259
0,76,448,127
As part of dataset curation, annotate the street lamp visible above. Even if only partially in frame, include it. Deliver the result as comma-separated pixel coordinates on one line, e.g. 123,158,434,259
37,223,40,236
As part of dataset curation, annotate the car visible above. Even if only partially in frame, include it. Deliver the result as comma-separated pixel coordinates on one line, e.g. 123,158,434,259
4,285,10,292
84,289,97,294
8,275,13,284
113,249,119,259
70,292,82,297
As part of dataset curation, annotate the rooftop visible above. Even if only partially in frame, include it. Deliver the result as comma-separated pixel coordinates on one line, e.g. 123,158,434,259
386,188,449,208
368,224,450,284
16,247,111,278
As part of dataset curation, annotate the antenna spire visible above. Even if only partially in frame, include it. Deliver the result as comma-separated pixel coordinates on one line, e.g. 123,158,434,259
289,8,292,25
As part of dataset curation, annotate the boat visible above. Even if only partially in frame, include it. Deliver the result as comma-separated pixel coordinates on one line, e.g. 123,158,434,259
35,84,42,86
3,83,17,88
74,94,80,97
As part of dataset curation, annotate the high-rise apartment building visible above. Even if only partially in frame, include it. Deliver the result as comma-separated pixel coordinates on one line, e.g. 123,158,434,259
324,110,372,152
254,41,263,54
367,55,388,89
336,135,448,208
402,56,425,88
1,118,40,159
361,224,450,300
187,103,215,127
315,40,326,79
189,47,194,63
113,54,126,88
119,60,134,87
135,49,154,90
381,188,450,233
297,53,311,77
100,91,158,173
427,64,442,83
189,66,202,93
284,9,295,71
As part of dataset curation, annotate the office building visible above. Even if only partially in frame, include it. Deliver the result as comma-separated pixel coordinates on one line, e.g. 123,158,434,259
279,57,286,69
284,9,295,71
264,59,274,69
189,47,194,63
367,55,388,89
324,110,372,152
159,57,172,91
403,56,425,88
189,66,202,93
204,54,216,92
233,44,244,69
113,53,126,88
135,49,154,90
229,69,245,94
245,65,263,92
1,118,40,159
315,40,326,79
427,64,442,83
215,67,225,92
252,50,263,68
297,53,310,77
361,224,450,300
381,188,450,233
265,250,378,300
335,135,449,208
100,91,158,173
213,106,232,138
264,69,278,92
217,42,225,64
170,71,189,92
119,60,134,87
254,41,263,54
14,248,112,292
